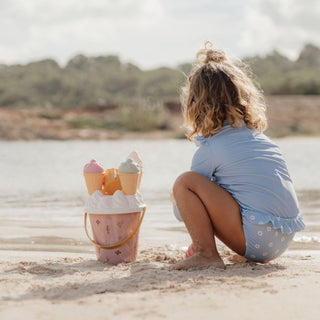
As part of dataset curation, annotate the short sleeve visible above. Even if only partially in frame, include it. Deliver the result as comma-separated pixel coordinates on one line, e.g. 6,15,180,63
190,144,215,179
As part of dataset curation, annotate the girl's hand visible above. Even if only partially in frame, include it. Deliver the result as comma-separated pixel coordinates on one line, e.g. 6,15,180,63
170,192,176,205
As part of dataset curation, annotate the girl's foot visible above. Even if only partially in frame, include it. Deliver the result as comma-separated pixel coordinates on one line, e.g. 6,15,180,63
170,252,225,270
227,254,270,264
227,254,248,263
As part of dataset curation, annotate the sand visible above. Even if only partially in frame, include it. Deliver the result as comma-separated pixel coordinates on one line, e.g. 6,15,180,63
0,247,319,320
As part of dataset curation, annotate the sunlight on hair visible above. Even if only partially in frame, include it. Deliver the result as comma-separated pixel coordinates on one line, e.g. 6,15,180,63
181,41,267,141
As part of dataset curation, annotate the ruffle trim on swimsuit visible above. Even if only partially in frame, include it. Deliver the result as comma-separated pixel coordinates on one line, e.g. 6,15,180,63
241,208,305,234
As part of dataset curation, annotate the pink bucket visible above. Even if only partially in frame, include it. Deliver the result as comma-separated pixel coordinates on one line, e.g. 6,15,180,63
84,206,146,264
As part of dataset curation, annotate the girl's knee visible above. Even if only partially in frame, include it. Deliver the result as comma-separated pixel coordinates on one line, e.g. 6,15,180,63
173,172,200,196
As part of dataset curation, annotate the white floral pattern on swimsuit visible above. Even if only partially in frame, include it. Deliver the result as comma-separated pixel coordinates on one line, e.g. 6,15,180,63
243,217,295,262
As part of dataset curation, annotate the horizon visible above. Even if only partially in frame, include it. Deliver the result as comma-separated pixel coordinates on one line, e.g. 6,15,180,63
1,1,320,69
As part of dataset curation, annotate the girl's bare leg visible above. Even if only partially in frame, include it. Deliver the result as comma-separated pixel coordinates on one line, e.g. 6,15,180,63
171,171,246,270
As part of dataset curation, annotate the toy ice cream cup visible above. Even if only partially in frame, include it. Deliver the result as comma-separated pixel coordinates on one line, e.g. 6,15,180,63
83,159,105,195
118,159,140,195
127,151,143,189
137,171,143,189
84,190,146,264
84,173,105,195
119,173,140,195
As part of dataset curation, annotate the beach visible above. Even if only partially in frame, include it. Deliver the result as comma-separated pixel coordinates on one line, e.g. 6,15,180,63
1,250,320,319
0,138,320,319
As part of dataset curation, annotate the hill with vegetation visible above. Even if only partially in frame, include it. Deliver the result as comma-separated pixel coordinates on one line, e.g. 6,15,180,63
0,55,182,109
0,43,319,110
244,44,320,95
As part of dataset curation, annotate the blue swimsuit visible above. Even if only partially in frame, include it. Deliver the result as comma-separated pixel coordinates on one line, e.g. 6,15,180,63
174,121,305,262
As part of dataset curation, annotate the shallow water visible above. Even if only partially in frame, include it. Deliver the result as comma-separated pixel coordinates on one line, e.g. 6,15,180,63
0,138,319,253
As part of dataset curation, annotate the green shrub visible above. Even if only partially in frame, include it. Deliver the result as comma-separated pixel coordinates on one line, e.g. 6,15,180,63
38,111,62,120
119,102,170,131
67,117,121,130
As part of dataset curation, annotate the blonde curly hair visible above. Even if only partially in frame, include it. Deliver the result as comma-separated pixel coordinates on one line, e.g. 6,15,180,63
181,41,267,141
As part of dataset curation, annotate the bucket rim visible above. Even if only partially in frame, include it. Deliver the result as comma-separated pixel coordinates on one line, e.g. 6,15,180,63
85,204,146,215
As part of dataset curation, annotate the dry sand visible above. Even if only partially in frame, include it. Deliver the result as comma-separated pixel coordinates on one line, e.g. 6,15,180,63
0,247,319,320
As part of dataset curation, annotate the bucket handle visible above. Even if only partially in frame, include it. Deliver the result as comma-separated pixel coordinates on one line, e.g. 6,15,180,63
84,207,146,250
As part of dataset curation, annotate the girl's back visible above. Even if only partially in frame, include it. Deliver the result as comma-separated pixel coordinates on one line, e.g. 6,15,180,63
192,121,304,233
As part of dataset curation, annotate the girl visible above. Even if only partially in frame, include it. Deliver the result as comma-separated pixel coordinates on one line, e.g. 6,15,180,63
171,41,305,270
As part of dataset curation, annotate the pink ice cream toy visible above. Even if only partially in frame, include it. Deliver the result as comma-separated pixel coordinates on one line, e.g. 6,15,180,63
83,159,105,174
83,159,105,195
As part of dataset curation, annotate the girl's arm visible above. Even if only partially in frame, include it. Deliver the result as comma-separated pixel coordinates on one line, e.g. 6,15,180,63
190,144,215,180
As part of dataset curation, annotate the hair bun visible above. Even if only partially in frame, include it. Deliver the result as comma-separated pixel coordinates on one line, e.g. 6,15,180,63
196,41,226,64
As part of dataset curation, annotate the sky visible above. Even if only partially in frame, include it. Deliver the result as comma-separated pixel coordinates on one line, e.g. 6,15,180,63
0,0,319,69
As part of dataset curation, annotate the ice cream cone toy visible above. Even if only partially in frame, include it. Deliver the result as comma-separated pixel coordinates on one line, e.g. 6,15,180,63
137,171,143,189
83,159,105,195
127,151,143,189
119,173,140,195
118,159,140,195
103,168,122,195
127,151,143,169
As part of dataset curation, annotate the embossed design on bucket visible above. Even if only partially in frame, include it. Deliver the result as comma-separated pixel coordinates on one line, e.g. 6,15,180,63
84,207,146,264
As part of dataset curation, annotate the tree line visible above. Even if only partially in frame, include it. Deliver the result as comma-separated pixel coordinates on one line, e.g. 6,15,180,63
0,43,319,109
